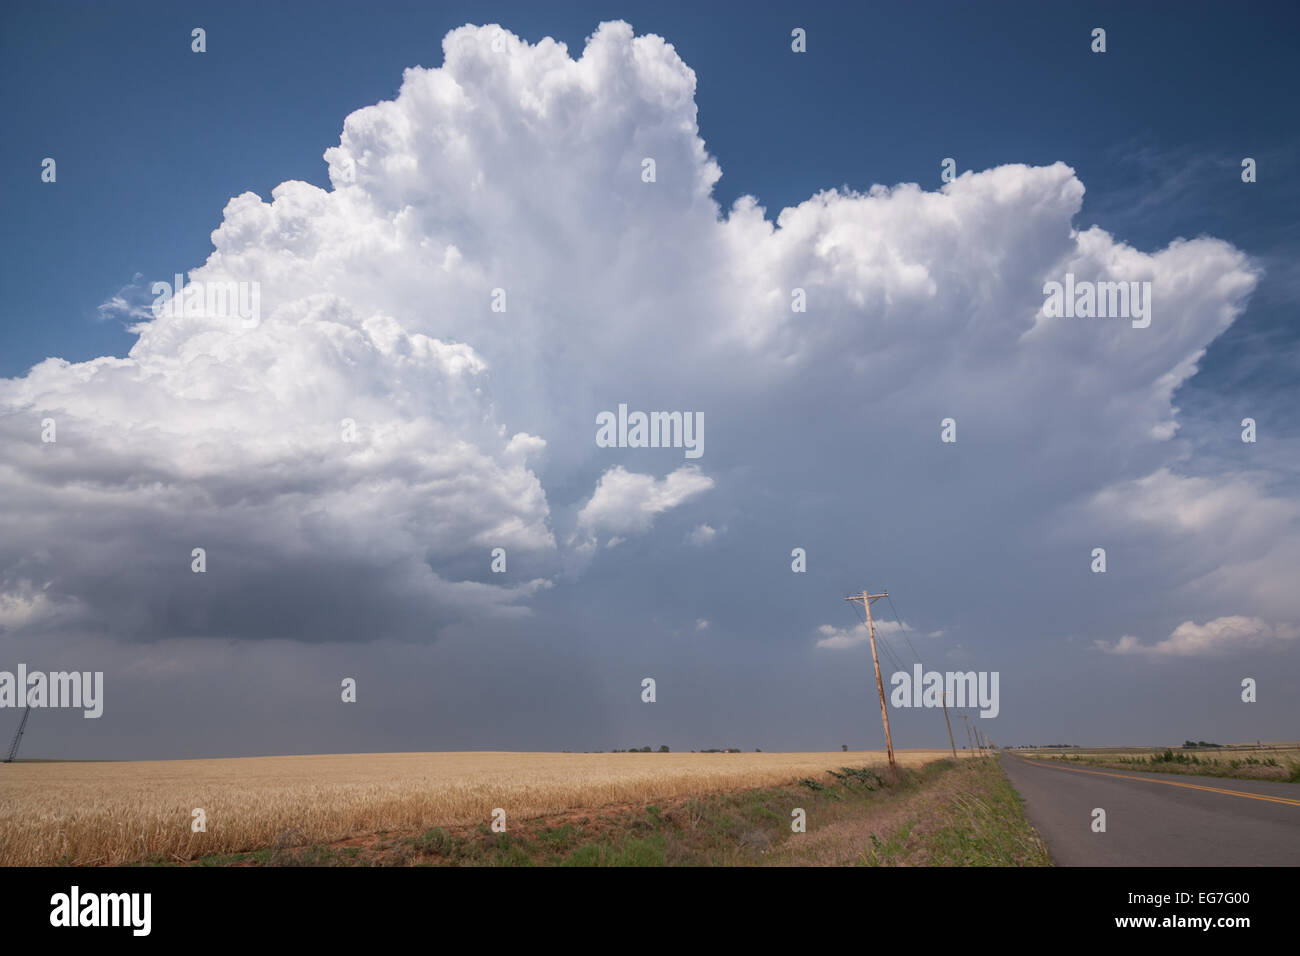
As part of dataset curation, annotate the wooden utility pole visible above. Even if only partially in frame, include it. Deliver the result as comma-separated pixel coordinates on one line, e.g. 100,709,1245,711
941,690,958,759
961,714,978,756
845,590,895,771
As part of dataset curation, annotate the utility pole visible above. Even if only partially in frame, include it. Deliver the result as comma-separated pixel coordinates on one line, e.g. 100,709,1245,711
961,714,977,756
4,705,31,763
941,690,958,759
845,589,895,771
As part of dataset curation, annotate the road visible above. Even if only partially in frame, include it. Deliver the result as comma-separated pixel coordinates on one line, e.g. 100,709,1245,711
999,753,1300,865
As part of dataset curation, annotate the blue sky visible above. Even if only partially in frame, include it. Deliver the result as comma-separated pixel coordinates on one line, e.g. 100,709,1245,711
1,1,1298,758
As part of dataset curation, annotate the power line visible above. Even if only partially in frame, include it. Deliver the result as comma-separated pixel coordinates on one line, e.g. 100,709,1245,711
875,632,907,674
849,599,904,671
886,592,925,670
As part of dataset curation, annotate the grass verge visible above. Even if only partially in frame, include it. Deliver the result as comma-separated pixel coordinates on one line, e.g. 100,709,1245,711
179,756,1049,867
1035,751,1300,783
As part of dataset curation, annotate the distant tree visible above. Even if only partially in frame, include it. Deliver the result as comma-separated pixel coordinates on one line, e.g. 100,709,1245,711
755,748,762,752
658,745,669,753
841,744,848,752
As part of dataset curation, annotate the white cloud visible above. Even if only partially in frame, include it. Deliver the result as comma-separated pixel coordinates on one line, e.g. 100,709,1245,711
1091,468,1298,540
0,294,557,642
815,620,912,650
1097,616,1300,657
686,523,717,546
0,580,74,631
0,19,1283,658
574,465,714,545
1086,468,1300,620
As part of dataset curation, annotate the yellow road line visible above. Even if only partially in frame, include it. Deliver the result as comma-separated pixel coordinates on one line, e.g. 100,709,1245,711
1017,758,1300,807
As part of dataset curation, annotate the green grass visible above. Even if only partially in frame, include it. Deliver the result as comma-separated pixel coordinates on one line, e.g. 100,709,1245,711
918,764,1052,865
858,822,917,866
562,835,666,866
835,758,1051,867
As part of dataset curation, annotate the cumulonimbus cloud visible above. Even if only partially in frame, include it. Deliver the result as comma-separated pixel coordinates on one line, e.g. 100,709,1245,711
0,20,1282,657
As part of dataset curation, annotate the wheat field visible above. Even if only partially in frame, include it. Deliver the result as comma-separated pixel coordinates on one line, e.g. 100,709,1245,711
0,749,962,866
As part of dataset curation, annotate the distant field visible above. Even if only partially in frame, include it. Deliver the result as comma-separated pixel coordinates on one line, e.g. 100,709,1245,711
1017,743,1300,783
0,749,963,866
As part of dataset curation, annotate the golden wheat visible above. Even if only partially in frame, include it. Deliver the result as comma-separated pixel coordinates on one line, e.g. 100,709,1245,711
0,749,962,866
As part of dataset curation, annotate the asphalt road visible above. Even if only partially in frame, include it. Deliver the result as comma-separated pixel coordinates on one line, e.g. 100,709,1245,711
999,754,1300,865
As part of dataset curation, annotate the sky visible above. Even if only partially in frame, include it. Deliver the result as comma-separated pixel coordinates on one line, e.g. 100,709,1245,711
1,1,1297,760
